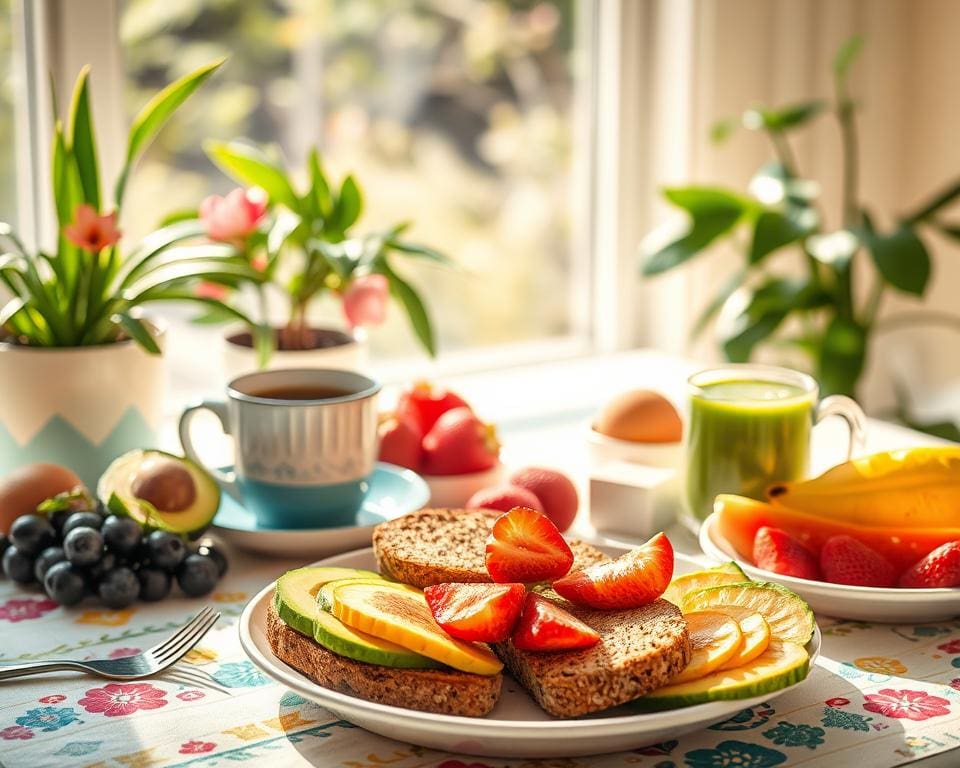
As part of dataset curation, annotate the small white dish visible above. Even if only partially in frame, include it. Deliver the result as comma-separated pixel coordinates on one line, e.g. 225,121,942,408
422,462,504,507
699,511,960,623
239,546,820,758
587,426,683,469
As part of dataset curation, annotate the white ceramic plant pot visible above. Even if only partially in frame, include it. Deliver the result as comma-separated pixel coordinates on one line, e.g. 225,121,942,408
0,326,166,490
221,326,368,382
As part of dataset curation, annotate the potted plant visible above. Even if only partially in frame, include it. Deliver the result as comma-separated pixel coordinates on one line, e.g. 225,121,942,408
0,62,259,487
640,37,960,404
185,142,451,377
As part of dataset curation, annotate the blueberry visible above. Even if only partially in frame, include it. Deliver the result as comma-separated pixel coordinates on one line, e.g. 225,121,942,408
195,539,228,578
9,514,55,556
98,566,140,609
44,561,87,606
2,546,35,584
101,515,142,556
145,531,186,572
63,527,104,567
176,554,219,597
62,512,103,536
34,546,67,583
138,567,172,602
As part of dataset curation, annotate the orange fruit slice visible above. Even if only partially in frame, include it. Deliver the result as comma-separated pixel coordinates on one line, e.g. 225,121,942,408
671,610,743,683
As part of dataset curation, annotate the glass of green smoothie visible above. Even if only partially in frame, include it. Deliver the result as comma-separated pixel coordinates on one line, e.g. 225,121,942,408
685,364,865,527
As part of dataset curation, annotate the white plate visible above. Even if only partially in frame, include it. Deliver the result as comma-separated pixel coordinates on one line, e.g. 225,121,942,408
699,511,960,623
238,546,820,758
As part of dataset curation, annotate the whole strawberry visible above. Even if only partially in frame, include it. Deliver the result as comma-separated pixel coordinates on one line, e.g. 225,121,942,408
752,526,820,581
466,484,544,514
899,541,960,588
422,407,499,476
396,381,470,434
820,535,897,587
377,413,423,471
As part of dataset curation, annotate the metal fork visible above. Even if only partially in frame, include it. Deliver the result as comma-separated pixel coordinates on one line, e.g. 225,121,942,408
0,606,220,682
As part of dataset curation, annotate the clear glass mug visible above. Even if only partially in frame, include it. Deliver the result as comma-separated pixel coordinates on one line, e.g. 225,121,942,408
684,364,866,526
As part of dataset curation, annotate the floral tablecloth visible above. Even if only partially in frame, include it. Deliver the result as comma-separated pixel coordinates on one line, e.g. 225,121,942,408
1,548,959,768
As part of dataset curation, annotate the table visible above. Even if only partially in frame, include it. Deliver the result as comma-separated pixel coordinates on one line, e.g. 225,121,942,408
2,350,958,767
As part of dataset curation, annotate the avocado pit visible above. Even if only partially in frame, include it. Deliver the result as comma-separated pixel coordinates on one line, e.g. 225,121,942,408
131,457,197,512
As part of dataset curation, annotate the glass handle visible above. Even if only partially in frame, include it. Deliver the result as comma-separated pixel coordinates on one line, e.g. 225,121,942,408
815,395,866,459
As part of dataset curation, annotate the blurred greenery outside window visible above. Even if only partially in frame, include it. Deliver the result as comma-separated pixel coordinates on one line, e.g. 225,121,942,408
0,0,16,228
120,0,583,360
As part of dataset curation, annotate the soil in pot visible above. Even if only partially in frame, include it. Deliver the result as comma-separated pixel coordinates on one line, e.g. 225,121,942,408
227,328,353,352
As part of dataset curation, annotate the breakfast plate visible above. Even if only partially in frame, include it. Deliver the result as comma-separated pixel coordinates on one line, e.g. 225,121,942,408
699,511,959,623
239,547,821,758
213,463,429,558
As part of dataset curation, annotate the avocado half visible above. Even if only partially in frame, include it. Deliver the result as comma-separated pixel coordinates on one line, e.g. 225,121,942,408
98,449,220,538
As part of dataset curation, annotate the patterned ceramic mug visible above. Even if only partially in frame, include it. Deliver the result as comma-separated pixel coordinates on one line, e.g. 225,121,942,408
178,368,380,529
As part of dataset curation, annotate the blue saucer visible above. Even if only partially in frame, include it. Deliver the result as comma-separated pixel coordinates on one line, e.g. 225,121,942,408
212,462,429,558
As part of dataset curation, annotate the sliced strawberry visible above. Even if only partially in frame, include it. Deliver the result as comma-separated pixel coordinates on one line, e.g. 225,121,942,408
396,381,471,434
899,541,960,588
485,506,574,583
753,526,821,580
552,531,673,609
423,582,526,642
512,593,600,652
820,535,897,587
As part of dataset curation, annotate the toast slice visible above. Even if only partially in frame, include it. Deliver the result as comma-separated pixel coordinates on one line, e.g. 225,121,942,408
267,603,502,717
373,508,608,588
493,594,691,717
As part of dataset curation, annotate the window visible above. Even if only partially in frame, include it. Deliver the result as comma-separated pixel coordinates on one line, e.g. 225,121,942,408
0,0,16,227
119,0,590,360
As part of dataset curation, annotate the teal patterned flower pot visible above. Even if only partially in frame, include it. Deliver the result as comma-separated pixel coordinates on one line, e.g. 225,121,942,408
0,327,165,490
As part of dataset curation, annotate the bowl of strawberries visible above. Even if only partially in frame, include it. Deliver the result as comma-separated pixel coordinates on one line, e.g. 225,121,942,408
378,382,504,507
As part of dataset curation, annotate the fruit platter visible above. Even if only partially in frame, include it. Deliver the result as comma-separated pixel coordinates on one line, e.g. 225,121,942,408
239,506,820,758
699,447,960,622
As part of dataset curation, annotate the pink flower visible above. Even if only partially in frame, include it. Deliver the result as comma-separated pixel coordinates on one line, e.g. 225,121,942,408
863,688,952,721
108,647,140,659
176,690,205,702
342,274,388,328
251,253,268,272
937,639,960,654
79,682,168,717
0,726,33,740
64,204,121,252
200,187,267,243
38,695,66,704
179,740,216,754
0,598,58,622
195,281,230,301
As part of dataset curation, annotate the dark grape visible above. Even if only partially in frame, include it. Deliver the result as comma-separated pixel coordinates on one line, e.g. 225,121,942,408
0,533,9,560
44,562,87,606
9,514,55,556
138,567,172,602
98,566,140,609
84,551,117,583
63,527,104,567
195,539,228,578
101,515,142,556
3,546,35,583
145,531,186,572
62,512,103,536
47,509,72,536
176,554,218,597
34,546,67,583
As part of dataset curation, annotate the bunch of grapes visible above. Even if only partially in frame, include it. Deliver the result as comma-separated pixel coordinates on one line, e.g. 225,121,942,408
0,490,227,608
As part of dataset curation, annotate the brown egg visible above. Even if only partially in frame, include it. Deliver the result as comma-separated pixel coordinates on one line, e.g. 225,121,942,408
594,390,683,443
0,463,83,533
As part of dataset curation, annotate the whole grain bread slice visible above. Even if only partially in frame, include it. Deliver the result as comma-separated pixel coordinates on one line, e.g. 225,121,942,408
373,508,608,588
493,595,691,717
266,603,501,717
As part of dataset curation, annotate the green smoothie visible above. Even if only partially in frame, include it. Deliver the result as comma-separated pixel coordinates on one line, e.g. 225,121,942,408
686,378,814,522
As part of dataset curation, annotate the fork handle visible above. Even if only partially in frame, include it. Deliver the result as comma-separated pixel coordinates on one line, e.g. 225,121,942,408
0,660,89,681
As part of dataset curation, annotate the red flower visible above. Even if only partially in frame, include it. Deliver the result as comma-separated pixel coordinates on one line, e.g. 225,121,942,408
342,274,388,328
863,688,951,721
937,639,960,654
179,740,216,754
0,598,58,622
38,695,66,704
0,726,33,740
200,187,267,242
64,204,121,252
176,690,205,702
78,682,168,717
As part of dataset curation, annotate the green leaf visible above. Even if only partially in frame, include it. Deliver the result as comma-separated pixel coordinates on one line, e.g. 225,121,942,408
710,118,737,144
307,148,333,218
387,239,455,266
690,269,747,340
833,36,864,80
332,175,363,232
190,303,240,325
66,66,100,210
663,187,750,215
905,179,960,224
863,224,930,296
749,209,815,264
117,219,211,289
743,101,826,132
116,314,161,354
0,296,26,328
117,58,224,205
817,316,867,397
205,141,299,211
378,260,436,357
937,221,960,241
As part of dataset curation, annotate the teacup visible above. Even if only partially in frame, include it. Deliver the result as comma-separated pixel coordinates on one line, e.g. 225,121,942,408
179,368,380,529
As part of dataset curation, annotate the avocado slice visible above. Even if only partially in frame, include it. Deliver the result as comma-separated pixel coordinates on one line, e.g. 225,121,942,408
275,567,440,669
98,449,220,538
